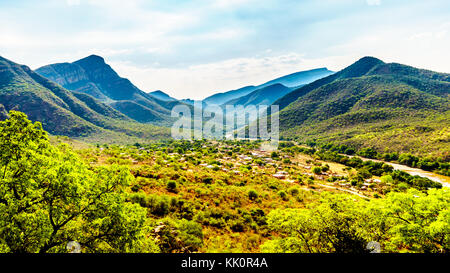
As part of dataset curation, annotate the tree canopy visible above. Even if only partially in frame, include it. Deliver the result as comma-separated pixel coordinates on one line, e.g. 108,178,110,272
0,111,147,253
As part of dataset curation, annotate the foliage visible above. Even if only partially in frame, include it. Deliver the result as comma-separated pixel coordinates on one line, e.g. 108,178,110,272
262,189,450,253
0,111,147,253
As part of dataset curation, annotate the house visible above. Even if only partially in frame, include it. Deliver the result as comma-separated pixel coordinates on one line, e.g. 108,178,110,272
273,174,286,179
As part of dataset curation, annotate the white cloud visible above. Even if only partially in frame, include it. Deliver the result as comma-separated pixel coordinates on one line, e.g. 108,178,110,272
328,21,450,73
109,53,352,100
366,0,381,6
212,0,255,9
66,0,81,6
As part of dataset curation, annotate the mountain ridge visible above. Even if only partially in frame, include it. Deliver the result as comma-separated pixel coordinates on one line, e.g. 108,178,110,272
274,56,450,157
224,83,292,108
203,67,334,105
0,55,170,141
36,55,181,125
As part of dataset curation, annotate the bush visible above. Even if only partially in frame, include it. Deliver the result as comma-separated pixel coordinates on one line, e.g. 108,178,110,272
202,177,213,184
166,180,178,193
248,189,259,200
278,190,288,201
288,186,300,196
312,166,322,175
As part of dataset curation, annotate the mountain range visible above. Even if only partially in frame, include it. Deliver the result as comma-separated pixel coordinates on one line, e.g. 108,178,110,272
1,53,448,157
36,55,184,124
0,55,169,142
224,83,291,108
202,67,334,105
273,56,450,157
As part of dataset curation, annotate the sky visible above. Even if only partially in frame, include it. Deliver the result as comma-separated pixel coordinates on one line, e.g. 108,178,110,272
0,0,449,100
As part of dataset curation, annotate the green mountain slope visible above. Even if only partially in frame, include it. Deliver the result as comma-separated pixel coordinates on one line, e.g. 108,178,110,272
276,57,450,158
0,56,170,142
110,100,166,123
36,55,180,124
274,57,384,110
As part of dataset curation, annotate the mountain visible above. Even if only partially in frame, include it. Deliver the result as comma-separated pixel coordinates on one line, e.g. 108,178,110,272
275,56,450,158
149,90,177,101
274,57,385,110
35,55,179,124
203,67,334,105
203,85,258,106
0,55,169,142
224,83,291,107
261,67,334,89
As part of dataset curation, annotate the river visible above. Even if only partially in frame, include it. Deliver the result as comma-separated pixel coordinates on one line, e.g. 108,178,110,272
350,156,450,188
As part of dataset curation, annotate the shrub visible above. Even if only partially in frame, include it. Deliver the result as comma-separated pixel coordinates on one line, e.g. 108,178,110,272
202,177,213,184
321,164,330,173
278,190,288,201
166,180,178,193
288,186,300,196
248,189,259,200
312,166,322,175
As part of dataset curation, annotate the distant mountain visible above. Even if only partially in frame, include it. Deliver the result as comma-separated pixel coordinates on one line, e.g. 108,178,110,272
203,85,258,106
0,56,169,141
261,67,334,89
275,56,450,157
36,55,179,124
203,67,334,105
224,83,291,107
149,90,177,101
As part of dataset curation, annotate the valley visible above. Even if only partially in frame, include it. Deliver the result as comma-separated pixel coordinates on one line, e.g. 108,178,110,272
0,54,448,254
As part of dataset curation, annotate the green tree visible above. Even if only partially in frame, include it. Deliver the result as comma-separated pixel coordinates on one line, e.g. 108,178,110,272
375,189,450,252
0,111,146,253
312,166,322,175
261,194,370,253
166,180,178,193
248,189,259,200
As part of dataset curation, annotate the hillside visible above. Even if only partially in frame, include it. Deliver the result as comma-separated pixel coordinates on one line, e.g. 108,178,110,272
224,83,291,107
36,55,179,124
274,57,385,110
149,90,177,101
0,55,170,142
203,67,334,105
276,57,450,158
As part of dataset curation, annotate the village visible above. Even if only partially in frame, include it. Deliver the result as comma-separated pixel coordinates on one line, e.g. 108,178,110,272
92,140,391,201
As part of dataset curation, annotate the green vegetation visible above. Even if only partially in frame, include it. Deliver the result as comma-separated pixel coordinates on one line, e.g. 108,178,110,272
0,111,147,252
275,57,450,159
0,56,170,143
1,111,448,253
315,143,449,176
262,189,449,253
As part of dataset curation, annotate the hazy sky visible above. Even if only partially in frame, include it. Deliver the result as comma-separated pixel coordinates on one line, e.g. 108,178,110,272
1,0,449,99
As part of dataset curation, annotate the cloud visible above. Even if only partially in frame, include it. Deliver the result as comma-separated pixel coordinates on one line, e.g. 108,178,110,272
366,0,381,6
1,0,449,100
212,0,255,8
109,53,353,100
66,0,81,6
